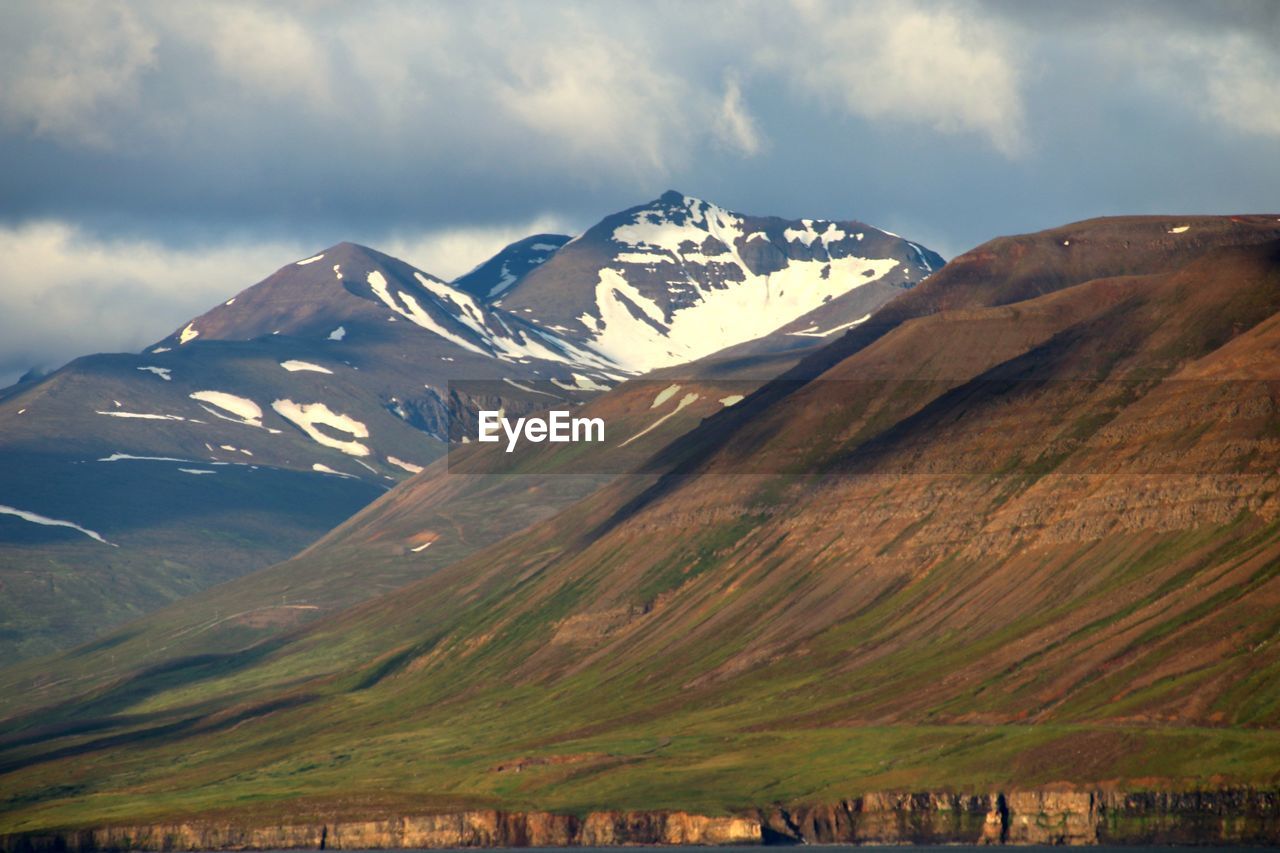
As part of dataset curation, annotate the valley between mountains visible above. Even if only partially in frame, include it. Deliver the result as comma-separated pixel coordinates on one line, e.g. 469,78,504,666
2,206,1280,847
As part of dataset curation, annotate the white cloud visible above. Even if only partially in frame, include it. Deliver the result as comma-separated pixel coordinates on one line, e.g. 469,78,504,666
1135,30,1280,140
714,75,764,157
769,0,1028,157
492,27,693,174
329,9,454,127
0,1,157,146
168,3,335,109
0,2,739,178
0,222,305,385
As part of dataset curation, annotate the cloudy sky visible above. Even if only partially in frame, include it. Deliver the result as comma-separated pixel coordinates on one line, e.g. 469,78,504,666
1,0,1278,385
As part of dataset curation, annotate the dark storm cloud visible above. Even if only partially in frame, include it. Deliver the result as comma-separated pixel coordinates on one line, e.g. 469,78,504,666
0,0,1277,384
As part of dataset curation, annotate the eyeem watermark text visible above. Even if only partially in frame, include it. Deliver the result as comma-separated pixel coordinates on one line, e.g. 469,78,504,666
478,410,605,452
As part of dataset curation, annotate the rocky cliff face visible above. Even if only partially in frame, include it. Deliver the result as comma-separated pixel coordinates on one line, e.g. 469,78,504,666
761,788,1280,846
0,810,758,852
4,789,1277,851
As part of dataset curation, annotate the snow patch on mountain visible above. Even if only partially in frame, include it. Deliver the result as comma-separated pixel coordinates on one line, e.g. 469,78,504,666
99,452,194,463
137,366,171,380
189,391,263,428
783,221,846,247
386,455,423,474
651,384,681,408
296,253,325,265
413,272,501,344
502,378,558,398
0,504,114,546
366,270,621,377
311,463,356,478
367,270,489,357
613,198,733,254
281,360,333,374
907,242,935,272
620,391,699,447
491,263,517,297
179,323,199,344
572,194,902,373
551,373,611,392
97,410,185,421
272,399,370,457
789,313,872,337
616,251,673,265
580,256,895,373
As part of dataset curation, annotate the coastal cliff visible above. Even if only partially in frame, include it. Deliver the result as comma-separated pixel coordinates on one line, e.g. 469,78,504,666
4,789,1277,851
760,789,1279,845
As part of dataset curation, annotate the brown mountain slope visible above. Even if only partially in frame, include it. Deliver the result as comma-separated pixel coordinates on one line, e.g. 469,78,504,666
345,234,1280,729
2,217,1280,839
630,215,1280,485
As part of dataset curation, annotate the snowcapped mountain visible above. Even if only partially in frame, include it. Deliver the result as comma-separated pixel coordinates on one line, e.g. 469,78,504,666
495,190,943,373
165,241,618,384
452,233,570,301
145,194,941,401
0,192,945,662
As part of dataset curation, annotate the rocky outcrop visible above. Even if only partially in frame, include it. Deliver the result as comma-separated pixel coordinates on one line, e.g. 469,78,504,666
0,810,760,852
760,788,1280,846
3,789,1277,851
759,792,996,845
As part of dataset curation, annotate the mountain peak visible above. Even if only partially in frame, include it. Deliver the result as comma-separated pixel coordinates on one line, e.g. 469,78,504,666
304,241,400,268
153,241,447,349
493,194,946,375
452,233,570,301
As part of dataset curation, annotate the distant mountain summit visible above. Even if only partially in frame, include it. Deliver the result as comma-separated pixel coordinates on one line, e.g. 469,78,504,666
161,240,613,379
495,190,943,373
452,234,570,301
